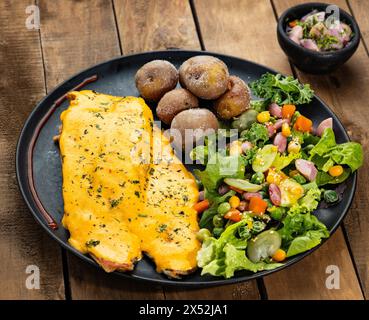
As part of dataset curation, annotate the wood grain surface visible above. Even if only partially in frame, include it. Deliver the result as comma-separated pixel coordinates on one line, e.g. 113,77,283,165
0,0,65,299
193,0,291,74
348,0,369,54
114,0,199,53
195,0,363,300
272,0,367,299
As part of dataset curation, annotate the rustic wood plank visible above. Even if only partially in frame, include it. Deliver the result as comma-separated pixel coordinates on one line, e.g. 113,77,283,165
164,282,260,300
348,0,369,54
194,0,291,74
38,0,164,299
268,0,366,299
195,0,363,299
67,254,164,300
0,0,65,299
114,0,261,300
114,0,199,53
265,229,363,299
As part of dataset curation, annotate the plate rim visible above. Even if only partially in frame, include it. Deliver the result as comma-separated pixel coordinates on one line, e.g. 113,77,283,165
15,49,357,287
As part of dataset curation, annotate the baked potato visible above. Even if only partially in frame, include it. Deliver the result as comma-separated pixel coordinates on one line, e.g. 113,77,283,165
135,60,178,101
214,76,251,120
156,88,199,125
170,108,219,148
179,56,229,100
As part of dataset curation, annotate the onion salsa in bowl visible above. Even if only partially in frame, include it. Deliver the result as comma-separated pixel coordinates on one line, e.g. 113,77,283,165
287,9,353,52
277,2,360,74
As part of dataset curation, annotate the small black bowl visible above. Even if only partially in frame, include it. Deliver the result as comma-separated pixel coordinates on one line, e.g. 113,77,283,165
277,2,360,74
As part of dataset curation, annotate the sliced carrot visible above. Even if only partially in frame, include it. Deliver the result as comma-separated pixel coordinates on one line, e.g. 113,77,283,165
293,115,313,132
224,209,242,222
282,104,296,119
249,197,268,215
193,199,209,213
289,20,298,27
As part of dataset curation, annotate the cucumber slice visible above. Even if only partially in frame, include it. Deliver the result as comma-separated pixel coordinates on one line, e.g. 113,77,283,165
252,145,278,173
224,178,262,192
247,230,282,263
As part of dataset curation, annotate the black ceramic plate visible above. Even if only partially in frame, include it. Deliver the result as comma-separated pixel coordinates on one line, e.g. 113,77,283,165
16,50,356,286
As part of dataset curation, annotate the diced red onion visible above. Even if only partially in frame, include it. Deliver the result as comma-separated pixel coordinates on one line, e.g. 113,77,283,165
300,39,320,51
288,25,303,44
301,9,318,22
269,184,281,206
273,132,287,153
243,192,262,200
274,118,290,130
269,103,282,118
266,122,277,138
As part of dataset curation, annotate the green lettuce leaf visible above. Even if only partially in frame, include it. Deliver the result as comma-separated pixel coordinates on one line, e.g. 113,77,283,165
316,168,351,186
194,153,246,195
278,212,329,257
197,220,283,278
329,142,363,172
309,128,363,172
309,128,336,158
288,182,321,215
223,244,283,278
272,152,301,170
287,229,329,257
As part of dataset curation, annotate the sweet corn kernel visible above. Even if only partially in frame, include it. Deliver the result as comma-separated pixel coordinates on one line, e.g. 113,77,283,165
257,111,270,123
229,196,241,209
282,122,291,137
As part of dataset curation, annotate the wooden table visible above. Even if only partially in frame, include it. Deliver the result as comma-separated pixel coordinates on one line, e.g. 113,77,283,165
1,0,368,300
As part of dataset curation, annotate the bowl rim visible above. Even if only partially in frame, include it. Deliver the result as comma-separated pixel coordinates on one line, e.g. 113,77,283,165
277,1,361,56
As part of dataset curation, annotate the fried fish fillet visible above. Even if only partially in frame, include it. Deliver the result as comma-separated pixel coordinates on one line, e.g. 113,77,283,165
60,90,200,276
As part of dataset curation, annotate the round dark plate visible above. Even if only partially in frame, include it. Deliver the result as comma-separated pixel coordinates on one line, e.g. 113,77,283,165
16,50,356,287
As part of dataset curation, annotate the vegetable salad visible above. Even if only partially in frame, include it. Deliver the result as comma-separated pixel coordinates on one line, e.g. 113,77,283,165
191,73,363,278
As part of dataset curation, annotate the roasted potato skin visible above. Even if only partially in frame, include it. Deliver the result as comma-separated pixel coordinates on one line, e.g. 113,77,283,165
179,56,229,100
135,60,178,101
214,76,251,120
170,109,219,148
156,88,199,125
